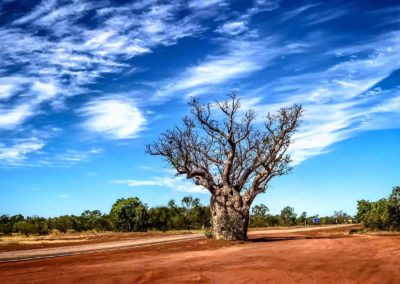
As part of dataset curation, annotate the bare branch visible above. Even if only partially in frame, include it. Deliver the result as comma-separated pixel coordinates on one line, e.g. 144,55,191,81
146,94,303,211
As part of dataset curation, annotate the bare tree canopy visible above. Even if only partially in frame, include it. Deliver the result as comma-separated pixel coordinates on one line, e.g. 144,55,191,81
147,93,302,240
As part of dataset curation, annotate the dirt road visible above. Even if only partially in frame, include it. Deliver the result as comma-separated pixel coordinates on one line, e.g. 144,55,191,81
0,234,203,263
1,225,399,283
0,225,349,263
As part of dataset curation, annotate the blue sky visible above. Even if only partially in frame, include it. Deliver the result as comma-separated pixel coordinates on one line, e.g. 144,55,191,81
0,0,399,217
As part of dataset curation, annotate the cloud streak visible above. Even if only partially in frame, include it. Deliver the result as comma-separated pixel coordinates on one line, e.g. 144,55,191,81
246,31,400,164
0,0,231,163
80,96,146,139
0,0,221,131
114,173,208,194
154,36,307,99
0,138,44,166
1,0,400,169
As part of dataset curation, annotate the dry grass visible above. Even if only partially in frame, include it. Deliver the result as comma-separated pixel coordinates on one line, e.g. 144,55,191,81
0,230,202,246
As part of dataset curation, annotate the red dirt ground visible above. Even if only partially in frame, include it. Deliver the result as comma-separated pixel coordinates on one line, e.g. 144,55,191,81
0,231,192,252
1,227,399,283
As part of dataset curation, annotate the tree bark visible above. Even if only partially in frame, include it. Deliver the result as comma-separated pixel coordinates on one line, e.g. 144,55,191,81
210,189,250,240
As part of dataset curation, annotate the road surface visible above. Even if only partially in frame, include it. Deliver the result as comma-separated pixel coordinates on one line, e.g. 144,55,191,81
0,225,352,263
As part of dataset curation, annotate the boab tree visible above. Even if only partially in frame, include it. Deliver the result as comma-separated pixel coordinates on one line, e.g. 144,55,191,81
147,94,302,240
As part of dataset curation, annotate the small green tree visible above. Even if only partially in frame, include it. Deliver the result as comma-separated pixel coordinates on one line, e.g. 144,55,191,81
51,215,73,233
297,212,307,225
334,210,349,224
80,210,103,231
280,206,297,226
0,215,13,235
250,204,269,227
110,197,149,232
252,204,269,217
181,196,200,229
355,200,372,223
149,206,171,231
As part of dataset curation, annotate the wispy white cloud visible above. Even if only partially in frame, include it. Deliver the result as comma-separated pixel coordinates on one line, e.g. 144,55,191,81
28,147,103,168
247,0,280,15
0,0,217,133
55,148,103,163
80,96,146,139
215,20,248,36
155,37,307,99
306,8,348,25
113,172,208,194
0,104,34,129
188,0,227,9
245,31,400,164
0,138,44,165
214,0,279,36
0,0,231,166
280,3,322,23
0,84,16,100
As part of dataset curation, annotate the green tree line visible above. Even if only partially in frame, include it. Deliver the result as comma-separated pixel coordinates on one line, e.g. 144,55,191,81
0,195,352,236
355,186,400,231
250,204,352,227
0,196,211,236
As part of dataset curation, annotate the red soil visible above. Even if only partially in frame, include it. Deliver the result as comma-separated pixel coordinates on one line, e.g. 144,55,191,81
0,231,190,252
1,227,399,283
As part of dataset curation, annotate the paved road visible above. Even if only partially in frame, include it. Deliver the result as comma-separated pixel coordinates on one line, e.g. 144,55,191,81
0,225,353,263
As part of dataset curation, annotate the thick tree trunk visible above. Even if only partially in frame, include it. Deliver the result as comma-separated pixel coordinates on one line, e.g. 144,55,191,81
210,190,249,240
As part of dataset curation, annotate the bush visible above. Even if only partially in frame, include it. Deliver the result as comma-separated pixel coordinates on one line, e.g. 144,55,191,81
204,227,213,239
356,186,400,231
0,223,13,235
13,221,37,236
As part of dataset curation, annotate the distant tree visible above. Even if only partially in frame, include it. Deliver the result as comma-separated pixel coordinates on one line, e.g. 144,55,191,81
355,200,372,223
388,186,400,230
181,196,200,229
110,197,148,232
297,211,307,225
168,199,177,209
370,199,390,230
194,205,211,230
51,215,73,233
280,206,297,226
0,215,10,224
13,221,36,236
356,186,400,231
265,214,281,227
149,206,172,231
10,214,24,224
356,199,389,230
252,204,269,217
182,196,201,210
321,216,336,225
147,94,302,240
27,216,50,235
0,215,13,235
250,204,269,227
334,210,349,224
81,210,103,231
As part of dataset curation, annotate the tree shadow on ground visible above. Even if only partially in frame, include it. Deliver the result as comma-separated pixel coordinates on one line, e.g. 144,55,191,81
247,235,349,243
